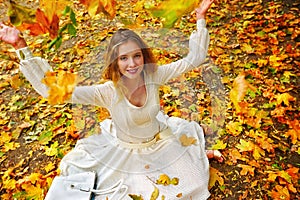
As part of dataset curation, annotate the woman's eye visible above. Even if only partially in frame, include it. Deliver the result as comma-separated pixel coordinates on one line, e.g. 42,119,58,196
135,54,141,58
120,56,127,61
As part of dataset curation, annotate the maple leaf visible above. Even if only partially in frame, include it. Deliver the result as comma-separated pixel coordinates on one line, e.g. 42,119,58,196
150,0,199,28
179,134,197,146
39,0,70,20
238,164,255,176
42,70,78,105
7,0,36,26
275,92,296,107
236,139,254,152
269,185,290,200
19,9,59,39
80,0,116,19
209,167,224,189
226,121,243,136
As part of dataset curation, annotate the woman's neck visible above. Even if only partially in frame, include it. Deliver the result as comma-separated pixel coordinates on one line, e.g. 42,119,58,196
122,73,144,93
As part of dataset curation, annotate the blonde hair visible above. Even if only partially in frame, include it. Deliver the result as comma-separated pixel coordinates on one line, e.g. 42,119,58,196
102,29,157,86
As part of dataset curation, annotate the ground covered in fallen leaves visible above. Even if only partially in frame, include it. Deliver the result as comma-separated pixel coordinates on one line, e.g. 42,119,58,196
0,0,299,199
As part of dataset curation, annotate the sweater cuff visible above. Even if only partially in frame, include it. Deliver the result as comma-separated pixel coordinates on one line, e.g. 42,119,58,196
197,19,206,29
15,47,33,60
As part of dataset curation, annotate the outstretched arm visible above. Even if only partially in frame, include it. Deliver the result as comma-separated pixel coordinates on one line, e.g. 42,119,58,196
157,0,215,83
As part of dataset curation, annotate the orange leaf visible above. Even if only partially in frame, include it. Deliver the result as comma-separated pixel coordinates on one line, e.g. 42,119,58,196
270,185,290,200
237,164,255,176
19,9,59,38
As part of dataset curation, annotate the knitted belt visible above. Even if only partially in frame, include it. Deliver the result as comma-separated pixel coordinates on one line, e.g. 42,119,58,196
118,127,173,149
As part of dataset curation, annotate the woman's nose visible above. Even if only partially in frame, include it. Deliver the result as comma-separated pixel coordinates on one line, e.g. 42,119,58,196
128,57,135,67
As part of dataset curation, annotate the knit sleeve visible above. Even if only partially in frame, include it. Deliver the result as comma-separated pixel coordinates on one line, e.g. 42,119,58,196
17,47,52,98
17,47,114,107
156,19,210,84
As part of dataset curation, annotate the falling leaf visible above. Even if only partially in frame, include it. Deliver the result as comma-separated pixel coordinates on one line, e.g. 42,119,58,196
19,8,60,38
39,0,70,20
179,134,197,146
7,0,36,26
150,0,199,28
42,70,78,105
80,0,116,19
176,193,183,198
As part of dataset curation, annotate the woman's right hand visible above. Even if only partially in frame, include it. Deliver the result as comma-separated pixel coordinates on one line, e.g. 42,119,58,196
0,23,27,49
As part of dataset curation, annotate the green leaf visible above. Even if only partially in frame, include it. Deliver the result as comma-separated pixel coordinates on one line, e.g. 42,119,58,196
70,10,77,26
67,24,77,36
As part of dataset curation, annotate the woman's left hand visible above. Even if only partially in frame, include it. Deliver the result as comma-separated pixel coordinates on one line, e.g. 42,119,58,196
195,0,215,20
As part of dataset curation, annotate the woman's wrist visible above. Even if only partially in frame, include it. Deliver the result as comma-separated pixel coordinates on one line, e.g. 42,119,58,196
12,35,27,49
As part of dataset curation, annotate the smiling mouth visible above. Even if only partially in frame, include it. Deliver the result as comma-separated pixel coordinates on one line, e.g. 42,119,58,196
127,68,139,74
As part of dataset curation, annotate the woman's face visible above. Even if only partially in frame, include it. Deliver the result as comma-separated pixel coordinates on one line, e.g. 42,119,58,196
117,40,144,80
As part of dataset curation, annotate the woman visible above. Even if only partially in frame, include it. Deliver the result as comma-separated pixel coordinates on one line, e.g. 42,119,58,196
0,0,222,199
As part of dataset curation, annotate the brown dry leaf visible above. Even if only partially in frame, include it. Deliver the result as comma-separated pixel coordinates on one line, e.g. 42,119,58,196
179,134,197,146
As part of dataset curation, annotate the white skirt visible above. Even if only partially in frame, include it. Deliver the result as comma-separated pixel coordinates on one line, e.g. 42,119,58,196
59,112,210,200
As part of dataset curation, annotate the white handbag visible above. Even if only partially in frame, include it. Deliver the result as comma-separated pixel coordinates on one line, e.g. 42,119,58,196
45,171,128,200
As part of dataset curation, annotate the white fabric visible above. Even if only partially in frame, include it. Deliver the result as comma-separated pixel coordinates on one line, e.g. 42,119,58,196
18,19,211,199
59,113,210,200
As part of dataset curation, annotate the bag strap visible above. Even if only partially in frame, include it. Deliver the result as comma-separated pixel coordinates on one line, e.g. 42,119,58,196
72,179,128,200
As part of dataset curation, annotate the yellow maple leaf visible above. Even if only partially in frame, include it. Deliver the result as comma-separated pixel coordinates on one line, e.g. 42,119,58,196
42,70,78,105
236,139,254,152
275,93,296,106
179,134,197,146
209,167,224,189
253,144,265,160
21,183,44,199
